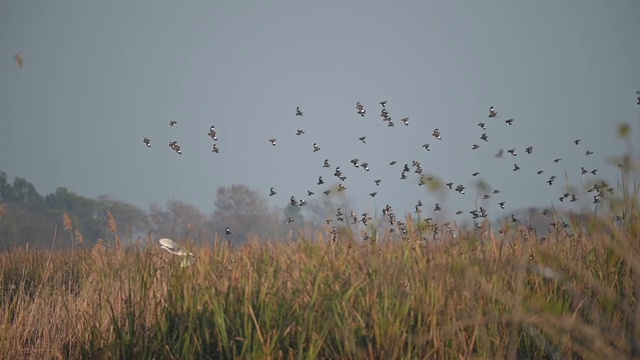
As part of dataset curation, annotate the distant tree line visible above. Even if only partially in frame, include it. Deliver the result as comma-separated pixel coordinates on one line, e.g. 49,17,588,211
0,170,330,251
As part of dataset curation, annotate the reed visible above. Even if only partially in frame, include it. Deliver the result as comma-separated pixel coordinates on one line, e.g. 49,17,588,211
0,208,638,359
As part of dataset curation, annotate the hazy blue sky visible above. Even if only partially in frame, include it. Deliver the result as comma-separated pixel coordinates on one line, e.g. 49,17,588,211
1,1,639,220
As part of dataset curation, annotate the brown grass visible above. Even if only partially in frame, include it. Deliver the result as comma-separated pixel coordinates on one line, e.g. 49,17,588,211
0,213,639,359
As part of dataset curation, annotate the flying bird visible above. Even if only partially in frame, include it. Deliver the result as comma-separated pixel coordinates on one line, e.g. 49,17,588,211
268,138,277,146
158,238,196,268
169,141,182,154
169,120,178,126
379,100,387,108
208,126,218,140
400,117,409,126
505,118,514,125
13,53,24,69
488,106,497,118
143,138,151,147
432,129,441,140
212,144,219,153
159,238,192,256
296,107,303,116
313,143,321,152
296,129,305,136
359,136,367,143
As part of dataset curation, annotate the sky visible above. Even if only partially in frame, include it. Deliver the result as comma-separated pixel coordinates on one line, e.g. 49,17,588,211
1,1,639,222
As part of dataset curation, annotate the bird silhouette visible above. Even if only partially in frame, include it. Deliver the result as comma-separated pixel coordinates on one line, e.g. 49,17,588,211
169,141,182,154
208,126,218,140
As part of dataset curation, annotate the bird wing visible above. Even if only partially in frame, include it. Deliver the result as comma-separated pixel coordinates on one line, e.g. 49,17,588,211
159,238,188,256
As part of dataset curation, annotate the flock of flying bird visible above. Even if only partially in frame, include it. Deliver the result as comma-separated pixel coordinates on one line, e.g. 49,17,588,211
10,53,637,264
141,92,640,251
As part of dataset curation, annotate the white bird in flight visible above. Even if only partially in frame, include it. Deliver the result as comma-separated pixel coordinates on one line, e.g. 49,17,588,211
158,238,196,267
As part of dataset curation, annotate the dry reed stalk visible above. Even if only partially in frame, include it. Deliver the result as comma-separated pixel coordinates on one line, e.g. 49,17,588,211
74,230,84,245
62,212,72,231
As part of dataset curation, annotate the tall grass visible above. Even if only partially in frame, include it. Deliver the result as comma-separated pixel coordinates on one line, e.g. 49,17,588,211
0,209,638,359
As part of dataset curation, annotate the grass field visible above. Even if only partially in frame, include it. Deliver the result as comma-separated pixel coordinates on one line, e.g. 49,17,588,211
1,211,639,360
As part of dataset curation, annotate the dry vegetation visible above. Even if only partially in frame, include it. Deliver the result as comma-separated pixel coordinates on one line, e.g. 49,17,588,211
0,209,639,360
